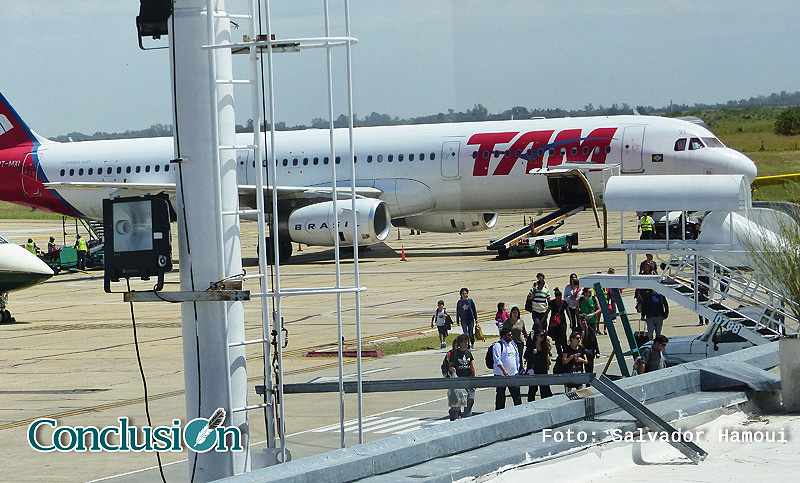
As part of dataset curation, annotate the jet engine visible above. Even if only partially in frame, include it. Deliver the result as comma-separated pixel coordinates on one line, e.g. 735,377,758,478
394,212,498,233
287,198,391,246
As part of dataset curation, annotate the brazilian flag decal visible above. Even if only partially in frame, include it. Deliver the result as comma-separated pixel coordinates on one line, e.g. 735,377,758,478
652,154,664,162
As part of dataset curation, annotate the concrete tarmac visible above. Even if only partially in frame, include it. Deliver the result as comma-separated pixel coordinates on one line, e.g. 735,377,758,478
0,212,709,482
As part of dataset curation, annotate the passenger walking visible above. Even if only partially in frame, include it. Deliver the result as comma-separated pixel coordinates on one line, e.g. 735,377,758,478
562,331,589,392
494,302,509,334
446,334,476,419
431,300,450,348
544,287,569,354
493,327,522,409
640,289,669,340
577,314,600,374
456,287,477,348
75,234,88,270
527,273,550,332
564,273,582,329
578,287,602,333
635,335,669,374
501,306,527,367
523,328,553,400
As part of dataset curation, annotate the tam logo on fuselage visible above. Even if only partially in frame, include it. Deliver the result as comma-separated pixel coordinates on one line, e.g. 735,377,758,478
467,127,617,176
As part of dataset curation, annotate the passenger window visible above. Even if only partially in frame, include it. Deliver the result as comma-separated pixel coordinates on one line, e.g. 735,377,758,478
78,168,84,176
303,158,308,165
420,153,425,161
60,169,65,176
605,146,611,154
335,156,341,164
689,138,704,150
88,168,93,175
136,166,141,173
409,153,414,161
430,153,435,160
481,151,489,159
354,156,358,163
155,165,160,172
674,138,687,151
106,167,112,174
313,157,319,165
398,154,404,161
282,159,288,166
117,167,122,174
126,166,132,174
145,165,151,173
69,169,74,176
324,157,329,164
164,165,170,172
367,155,373,163
292,158,298,166
387,154,393,162
377,155,383,163
571,147,578,155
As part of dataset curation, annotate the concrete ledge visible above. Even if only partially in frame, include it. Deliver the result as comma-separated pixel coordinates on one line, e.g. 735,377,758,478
222,343,779,483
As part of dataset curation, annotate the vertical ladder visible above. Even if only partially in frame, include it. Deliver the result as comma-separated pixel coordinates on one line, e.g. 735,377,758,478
593,282,641,377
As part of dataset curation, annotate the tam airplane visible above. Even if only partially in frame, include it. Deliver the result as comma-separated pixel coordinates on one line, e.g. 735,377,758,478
0,91,757,261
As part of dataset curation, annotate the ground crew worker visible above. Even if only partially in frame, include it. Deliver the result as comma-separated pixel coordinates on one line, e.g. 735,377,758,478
638,212,654,239
75,235,88,270
26,238,38,255
47,236,56,255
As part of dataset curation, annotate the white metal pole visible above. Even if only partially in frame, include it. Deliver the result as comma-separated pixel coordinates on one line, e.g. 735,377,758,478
343,0,364,445
322,0,348,447
171,0,249,479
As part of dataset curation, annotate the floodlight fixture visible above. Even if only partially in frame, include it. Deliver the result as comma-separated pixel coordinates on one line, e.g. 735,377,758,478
136,0,173,50
103,194,173,293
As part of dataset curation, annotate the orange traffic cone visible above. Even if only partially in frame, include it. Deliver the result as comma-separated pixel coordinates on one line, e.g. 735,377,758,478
400,245,407,261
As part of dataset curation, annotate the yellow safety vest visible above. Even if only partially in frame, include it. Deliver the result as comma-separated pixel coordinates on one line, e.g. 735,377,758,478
640,215,653,232
26,242,36,254
77,238,88,251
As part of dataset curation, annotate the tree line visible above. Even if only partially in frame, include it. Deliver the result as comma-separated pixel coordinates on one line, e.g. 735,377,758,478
52,90,800,142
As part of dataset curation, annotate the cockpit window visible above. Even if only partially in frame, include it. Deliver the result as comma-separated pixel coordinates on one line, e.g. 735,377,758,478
674,138,687,151
688,137,705,150
702,137,724,148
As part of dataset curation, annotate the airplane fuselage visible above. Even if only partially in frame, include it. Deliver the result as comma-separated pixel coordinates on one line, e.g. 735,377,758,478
0,115,757,223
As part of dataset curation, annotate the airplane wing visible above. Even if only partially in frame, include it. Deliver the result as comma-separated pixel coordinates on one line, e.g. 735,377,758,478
752,173,800,188
43,181,383,204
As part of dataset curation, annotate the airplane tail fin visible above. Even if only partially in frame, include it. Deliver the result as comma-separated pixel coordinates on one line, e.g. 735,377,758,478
0,91,49,150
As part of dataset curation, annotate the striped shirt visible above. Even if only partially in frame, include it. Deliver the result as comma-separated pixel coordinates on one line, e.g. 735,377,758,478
528,285,549,313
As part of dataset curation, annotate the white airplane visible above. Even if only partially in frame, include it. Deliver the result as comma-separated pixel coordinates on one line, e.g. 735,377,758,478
0,91,757,261
0,234,55,322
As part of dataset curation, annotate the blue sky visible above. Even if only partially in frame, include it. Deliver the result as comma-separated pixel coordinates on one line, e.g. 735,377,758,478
1,1,799,137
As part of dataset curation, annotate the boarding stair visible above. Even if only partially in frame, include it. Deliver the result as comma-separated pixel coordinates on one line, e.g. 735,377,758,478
587,254,800,349
657,254,799,342
487,204,584,257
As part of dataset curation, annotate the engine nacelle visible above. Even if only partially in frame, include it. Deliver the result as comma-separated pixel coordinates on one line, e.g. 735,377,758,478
287,199,391,246
394,212,498,233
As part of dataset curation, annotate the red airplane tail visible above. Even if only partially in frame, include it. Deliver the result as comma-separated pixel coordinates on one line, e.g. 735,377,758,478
0,92,43,150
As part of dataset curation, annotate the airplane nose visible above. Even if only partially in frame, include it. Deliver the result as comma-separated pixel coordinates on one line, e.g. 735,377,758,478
729,150,757,184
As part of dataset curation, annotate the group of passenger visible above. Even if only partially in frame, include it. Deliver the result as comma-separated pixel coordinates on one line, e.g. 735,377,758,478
440,270,670,417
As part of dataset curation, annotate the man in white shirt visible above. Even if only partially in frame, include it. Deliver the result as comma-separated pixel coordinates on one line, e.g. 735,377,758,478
494,327,522,409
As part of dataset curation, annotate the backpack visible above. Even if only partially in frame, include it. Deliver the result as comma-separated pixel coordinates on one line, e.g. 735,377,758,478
485,343,496,369
441,350,451,376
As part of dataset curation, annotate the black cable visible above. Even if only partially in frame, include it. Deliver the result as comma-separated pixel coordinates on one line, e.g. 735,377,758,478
127,278,167,483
